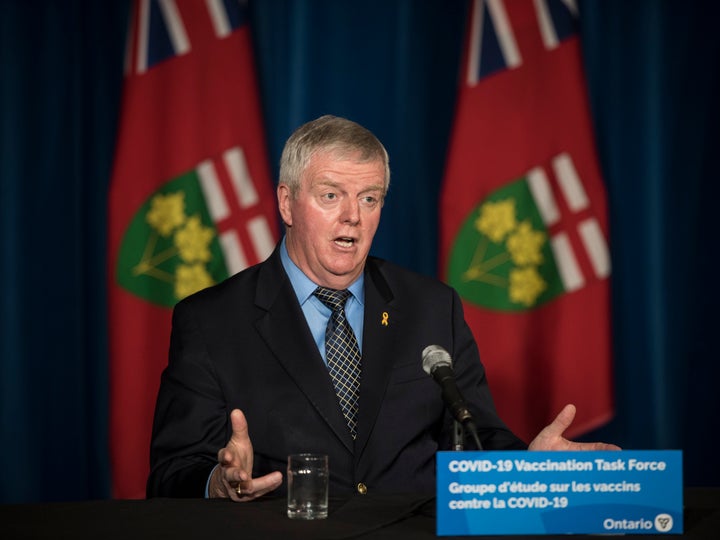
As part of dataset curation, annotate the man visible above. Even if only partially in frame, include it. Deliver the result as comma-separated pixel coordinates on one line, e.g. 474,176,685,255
147,115,617,501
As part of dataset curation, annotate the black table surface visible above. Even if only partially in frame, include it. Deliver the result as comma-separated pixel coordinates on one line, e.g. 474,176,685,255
1,488,718,539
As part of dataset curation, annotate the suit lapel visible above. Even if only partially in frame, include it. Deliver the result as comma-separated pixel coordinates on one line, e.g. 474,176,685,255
354,258,403,460
253,250,354,451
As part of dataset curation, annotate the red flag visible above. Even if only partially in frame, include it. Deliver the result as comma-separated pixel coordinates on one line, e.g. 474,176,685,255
440,0,612,442
108,0,278,498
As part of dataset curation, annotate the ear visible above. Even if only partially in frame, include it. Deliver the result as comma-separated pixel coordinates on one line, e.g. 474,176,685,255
277,183,292,226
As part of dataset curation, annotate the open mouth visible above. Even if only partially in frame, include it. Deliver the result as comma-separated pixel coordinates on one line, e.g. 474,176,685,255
334,237,355,248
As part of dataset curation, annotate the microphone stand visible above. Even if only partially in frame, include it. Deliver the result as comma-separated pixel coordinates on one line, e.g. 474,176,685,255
452,420,464,451
452,419,484,451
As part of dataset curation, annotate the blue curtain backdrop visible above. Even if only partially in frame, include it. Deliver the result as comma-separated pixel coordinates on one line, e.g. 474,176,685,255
1,0,718,503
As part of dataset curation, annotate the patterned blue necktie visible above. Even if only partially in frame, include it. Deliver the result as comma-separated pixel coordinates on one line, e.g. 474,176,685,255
313,287,362,439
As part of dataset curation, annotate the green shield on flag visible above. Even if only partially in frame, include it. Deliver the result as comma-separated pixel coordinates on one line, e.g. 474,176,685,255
116,171,230,307
447,177,565,311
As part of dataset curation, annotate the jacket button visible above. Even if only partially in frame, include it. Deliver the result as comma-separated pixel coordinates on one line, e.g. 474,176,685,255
357,482,368,495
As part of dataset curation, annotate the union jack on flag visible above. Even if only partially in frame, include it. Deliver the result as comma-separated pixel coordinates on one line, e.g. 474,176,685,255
468,0,578,83
127,0,249,73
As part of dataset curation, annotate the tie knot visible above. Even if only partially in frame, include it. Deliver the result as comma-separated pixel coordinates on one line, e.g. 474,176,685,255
314,287,351,313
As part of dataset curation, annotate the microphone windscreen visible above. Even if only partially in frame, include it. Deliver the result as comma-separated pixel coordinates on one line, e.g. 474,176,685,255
422,344,452,375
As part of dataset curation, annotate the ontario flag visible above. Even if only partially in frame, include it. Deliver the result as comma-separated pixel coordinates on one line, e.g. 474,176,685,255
440,0,612,442
108,0,278,498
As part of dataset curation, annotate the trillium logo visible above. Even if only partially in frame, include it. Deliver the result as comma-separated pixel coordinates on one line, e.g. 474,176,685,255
116,146,275,306
655,513,673,532
447,152,610,311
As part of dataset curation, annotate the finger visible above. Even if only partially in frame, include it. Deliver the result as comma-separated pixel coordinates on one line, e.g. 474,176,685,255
223,466,244,485
543,403,576,439
237,471,283,501
569,440,622,451
222,468,256,502
222,476,244,502
217,448,248,476
217,447,233,466
248,471,283,497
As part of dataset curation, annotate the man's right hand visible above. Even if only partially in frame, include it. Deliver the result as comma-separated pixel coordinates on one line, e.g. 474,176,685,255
208,409,283,501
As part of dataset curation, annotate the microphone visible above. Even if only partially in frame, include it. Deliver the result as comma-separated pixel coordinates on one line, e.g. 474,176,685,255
422,345,483,450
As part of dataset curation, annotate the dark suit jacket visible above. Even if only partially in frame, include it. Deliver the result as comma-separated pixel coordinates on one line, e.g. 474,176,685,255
147,245,526,498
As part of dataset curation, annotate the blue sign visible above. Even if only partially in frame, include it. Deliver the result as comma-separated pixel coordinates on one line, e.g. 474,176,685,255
436,450,682,535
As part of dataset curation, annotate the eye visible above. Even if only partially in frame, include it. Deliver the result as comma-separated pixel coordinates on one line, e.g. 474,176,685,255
360,194,381,207
321,192,338,201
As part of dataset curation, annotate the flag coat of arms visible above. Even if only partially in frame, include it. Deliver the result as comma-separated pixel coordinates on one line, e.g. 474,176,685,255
108,0,278,498
440,0,612,442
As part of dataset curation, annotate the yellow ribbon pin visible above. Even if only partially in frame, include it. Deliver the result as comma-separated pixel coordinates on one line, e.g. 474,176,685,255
381,312,389,326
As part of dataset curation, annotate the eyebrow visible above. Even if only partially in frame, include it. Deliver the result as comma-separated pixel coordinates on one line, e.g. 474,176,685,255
314,179,385,194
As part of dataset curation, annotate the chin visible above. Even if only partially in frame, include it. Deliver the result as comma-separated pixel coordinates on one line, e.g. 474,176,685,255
321,263,360,281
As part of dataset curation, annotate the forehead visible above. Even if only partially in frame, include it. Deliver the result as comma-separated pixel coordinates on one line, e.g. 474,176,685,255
303,149,385,186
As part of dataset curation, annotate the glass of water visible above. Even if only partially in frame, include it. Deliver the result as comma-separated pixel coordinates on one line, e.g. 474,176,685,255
286,453,329,519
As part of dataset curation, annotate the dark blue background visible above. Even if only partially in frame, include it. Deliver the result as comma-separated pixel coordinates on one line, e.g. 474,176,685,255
1,0,718,502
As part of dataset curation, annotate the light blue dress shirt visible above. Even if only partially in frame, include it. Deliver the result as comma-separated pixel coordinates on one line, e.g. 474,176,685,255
279,236,365,362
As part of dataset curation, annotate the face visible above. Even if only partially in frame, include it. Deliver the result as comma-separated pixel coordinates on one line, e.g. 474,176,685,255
278,150,386,290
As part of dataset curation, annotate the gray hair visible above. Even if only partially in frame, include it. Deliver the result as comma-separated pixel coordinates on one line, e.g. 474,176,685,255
278,115,390,197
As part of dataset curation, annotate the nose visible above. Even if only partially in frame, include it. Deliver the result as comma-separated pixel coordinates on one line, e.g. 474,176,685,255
341,198,360,225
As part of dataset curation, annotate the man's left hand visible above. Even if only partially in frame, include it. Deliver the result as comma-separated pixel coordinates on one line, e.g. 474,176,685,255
528,404,621,451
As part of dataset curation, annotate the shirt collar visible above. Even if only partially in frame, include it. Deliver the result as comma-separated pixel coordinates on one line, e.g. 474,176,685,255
280,236,365,306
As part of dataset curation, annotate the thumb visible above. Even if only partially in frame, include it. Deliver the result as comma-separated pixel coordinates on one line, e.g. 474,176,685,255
531,403,576,448
553,403,577,435
226,409,253,478
230,408,250,442
544,403,576,439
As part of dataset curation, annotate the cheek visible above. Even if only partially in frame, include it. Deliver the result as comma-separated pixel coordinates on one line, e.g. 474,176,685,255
305,208,335,233
363,213,382,235
297,212,328,244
